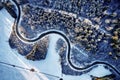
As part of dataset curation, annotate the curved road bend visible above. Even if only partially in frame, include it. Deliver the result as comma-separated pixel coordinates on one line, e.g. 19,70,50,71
10,0,120,75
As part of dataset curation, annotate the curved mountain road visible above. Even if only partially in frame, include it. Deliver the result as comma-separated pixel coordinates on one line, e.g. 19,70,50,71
9,0,120,75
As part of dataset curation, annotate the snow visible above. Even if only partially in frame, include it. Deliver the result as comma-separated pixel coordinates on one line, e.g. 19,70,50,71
0,8,48,80
88,65,111,77
0,8,112,80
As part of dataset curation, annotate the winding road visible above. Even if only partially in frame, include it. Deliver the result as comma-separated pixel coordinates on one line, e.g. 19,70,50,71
4,0,120,75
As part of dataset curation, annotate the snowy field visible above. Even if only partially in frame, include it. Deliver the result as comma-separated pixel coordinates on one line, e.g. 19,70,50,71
0,8,112,80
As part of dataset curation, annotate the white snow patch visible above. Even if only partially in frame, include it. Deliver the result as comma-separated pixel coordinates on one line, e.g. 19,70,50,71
88,65,111,77
0,9,48,80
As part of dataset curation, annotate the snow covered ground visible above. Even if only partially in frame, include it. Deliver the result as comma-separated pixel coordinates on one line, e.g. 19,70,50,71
0,8,112,80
